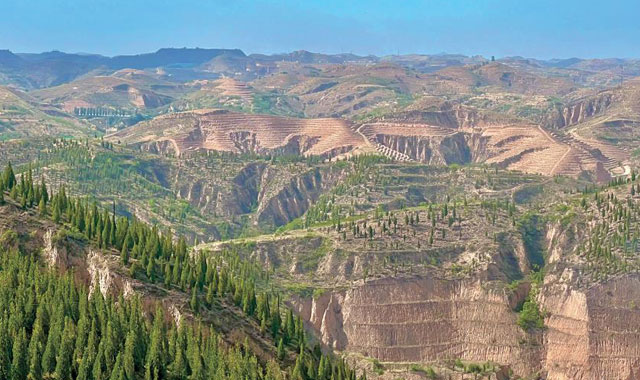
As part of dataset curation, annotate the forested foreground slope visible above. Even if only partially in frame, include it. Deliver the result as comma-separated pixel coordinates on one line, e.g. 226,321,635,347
0,163,366,380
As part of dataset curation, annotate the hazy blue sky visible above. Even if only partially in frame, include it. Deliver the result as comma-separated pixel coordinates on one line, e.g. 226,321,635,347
3,0,639,59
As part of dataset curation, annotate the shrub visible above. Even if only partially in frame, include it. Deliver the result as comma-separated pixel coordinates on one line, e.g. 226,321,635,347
53,227,87,244
372,359,384,375
465,363,483,373
312,288,327,299
0,229,18,249
410,364,436,378
517,297,544,331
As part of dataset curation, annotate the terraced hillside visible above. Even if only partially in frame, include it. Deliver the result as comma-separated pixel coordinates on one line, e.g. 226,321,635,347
361,121,628,179
109,109,370,158
7,135,636,379
214,78,254,101
99,55,634,180
110,108,628,180
174,78,255,111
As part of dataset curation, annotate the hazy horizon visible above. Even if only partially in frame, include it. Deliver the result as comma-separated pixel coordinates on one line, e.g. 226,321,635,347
5,47,640,63
3,0,640,60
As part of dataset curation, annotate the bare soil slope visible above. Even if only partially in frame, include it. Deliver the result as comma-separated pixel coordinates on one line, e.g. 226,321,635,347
109,108,369,157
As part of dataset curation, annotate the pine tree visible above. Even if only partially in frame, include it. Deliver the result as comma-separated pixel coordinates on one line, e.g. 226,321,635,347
93,341,105,380
265,360,284,380
52,201,61,223
284,309,295,343
27,318,44,380
103,322,117,374
27,185,34,207
123,330,136,380
170,332,187,379
72,315,89,373
102,219,111,249
120,244,131,268
188,334,204,380
3,162,15,190
270,308,281,340
277,338,285,360
0,321,11,380
38,197,47,216
76,323,97,380
295,315,305,345
41,306,63,376
190,287,199,312
306,357,317,379
109,352,125,380
145,307,166,380
146,255,155,282
11,328,28,380
318,355,328,380
292,353,306,380
54,319,75,380
40,178,48,205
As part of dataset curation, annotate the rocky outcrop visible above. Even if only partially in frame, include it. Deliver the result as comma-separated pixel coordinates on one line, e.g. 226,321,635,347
85,250,143,299
139,139,181,156
231,162,268,213
295,292,348,350
372,132,476,165
541,271,640,380
87,250,116,297
257,167,346,227
170,305,183,328
173,162,346,231
287,217,640,379
297,271,640,379
42,228,66,268
292,276,542,376
173,163,253,223
176,177,222,215
545,92,615,129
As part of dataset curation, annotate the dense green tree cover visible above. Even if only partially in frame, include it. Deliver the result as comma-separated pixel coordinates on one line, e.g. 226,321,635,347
0,246,285,380
0,162,366,380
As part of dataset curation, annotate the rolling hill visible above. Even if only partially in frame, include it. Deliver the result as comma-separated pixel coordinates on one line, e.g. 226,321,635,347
30,71,190,113
0,85,94,139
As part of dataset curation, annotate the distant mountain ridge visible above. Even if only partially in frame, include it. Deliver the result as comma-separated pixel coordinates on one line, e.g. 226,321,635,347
2,47,640,91
0,48,247,89
0,49,24,67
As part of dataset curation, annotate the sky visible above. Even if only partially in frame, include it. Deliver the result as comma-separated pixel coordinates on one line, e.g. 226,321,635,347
2,0,640,59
